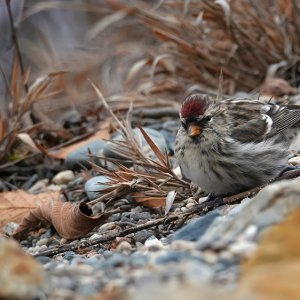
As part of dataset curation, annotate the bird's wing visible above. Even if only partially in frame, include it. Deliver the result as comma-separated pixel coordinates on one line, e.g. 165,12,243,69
266,104,300,135
227,101,300,142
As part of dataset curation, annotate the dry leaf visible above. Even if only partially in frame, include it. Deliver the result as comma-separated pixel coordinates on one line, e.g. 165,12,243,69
13,199,108,240
126,58,150,84
0,190,60,234
165,190,176,215
17,133,41,153
50,120,111,160
261,78,297,97
139,127,167,165
132,192,166,208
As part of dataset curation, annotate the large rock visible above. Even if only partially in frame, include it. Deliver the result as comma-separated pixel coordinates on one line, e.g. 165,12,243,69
196,177,300,250
0,239,46,299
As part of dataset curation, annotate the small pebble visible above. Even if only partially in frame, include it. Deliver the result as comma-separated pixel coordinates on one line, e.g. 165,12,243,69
52,170,75,185
84,175,110,200
68,264,94,276
203,250,218,264
99,222,116,233
89,233,102,240
64,251,76,261
145,236,164,250
131,212,152,221
186,203,195,209
288,156,300,165
170,240,196,251
3,222,19,236
116,241,132,252
36,256,52,264
28,179,49,194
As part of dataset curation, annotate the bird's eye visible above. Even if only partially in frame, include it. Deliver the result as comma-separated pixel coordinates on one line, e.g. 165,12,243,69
205,116,212,122
180,118,187,128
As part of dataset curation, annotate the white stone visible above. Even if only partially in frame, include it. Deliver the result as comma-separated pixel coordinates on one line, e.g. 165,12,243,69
116,241,132,251
52,170,75,185
145,236,163,249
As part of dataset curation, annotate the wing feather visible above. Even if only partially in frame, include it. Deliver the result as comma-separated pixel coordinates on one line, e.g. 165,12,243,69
227,101,300,142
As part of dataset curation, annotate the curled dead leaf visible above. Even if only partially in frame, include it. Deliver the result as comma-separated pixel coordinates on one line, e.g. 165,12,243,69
13,200,108,240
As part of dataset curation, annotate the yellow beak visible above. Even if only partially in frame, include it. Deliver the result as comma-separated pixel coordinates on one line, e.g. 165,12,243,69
188,124,202,137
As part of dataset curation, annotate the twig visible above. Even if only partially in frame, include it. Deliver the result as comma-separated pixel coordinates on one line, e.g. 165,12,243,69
33,197,224,257
223,168,300,203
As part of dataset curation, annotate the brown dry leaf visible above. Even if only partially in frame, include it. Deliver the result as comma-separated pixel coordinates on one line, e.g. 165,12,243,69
13,199,109,240
139,127,167,165
261,78,297,97
132,192,166,208
0,190,60,234
50,120,111,160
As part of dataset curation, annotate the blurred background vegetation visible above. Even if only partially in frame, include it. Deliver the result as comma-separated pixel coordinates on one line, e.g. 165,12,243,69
0,0,299,164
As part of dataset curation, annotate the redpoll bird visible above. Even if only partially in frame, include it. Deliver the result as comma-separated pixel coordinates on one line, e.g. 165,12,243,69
175,94,300,195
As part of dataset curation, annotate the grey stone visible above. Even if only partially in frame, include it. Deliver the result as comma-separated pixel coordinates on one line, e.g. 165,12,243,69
131,212,152,222
108,213,121,222
64,251,76,261
84,175,110,200
103,127,167,162
155,251,204,264
84,256,102,267
172,211,221,241
65,140,107,169
102,253,129,268
134,230,153,243
76,284,98,297
40,229,53,239
36,256,52,264
3,222,19,236
129,253,149,267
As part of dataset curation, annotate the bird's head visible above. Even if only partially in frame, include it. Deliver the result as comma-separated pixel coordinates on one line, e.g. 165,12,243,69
180,94,211,137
